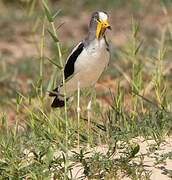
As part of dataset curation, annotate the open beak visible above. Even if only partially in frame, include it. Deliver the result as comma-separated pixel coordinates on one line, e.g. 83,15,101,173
96,20,112,40
103,20,112,30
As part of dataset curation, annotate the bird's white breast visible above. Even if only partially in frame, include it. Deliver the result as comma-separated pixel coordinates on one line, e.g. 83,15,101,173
74,38,109,87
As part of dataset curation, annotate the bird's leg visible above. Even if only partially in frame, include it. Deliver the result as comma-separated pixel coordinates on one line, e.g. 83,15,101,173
87,84,95,110
77,81,81,150
87,84,95,148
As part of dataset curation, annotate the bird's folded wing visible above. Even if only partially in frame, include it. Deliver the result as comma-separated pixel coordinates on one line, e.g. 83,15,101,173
64,42,84,80
49,42,84,96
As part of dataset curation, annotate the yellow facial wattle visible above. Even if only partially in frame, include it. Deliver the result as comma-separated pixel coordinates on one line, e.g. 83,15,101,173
96,20,111,40
96,20,103,40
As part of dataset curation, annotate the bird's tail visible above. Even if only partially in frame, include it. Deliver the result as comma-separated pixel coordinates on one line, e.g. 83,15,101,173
49,88,65,108
51,97,64,108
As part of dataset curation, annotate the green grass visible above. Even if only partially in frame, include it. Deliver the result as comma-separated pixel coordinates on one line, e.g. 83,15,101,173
0,0,172,179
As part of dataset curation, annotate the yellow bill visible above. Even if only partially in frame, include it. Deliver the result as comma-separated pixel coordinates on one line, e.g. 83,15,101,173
96,20,111,40
96,20,103,40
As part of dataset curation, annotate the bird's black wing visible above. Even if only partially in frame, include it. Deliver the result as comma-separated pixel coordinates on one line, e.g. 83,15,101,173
64,42,84,80
49,42,84,97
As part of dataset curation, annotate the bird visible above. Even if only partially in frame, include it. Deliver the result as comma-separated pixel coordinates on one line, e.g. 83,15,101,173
49,11,111,108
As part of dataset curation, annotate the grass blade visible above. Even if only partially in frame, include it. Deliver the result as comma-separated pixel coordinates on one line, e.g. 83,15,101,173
42,0,53,22
47,29,59,42
46,56,63,70
52,9,61,21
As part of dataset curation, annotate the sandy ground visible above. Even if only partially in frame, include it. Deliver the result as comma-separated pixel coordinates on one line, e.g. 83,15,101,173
133,137,172,180
69,136,172,180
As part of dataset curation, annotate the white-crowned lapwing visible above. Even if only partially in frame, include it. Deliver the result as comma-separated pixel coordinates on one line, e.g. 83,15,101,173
49,12,111,108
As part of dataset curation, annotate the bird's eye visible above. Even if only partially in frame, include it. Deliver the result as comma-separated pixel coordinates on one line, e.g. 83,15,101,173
94,17,100,23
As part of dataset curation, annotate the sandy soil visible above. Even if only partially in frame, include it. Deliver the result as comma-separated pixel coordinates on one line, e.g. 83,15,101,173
69,136,172,180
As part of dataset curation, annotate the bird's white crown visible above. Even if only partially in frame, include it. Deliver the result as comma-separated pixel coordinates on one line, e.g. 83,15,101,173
98,12,108,22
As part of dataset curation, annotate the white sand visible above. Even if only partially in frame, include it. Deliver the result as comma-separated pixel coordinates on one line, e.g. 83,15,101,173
70,136,172,180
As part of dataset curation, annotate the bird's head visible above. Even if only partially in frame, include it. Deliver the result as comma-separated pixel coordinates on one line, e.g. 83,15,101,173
90,12,111,40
